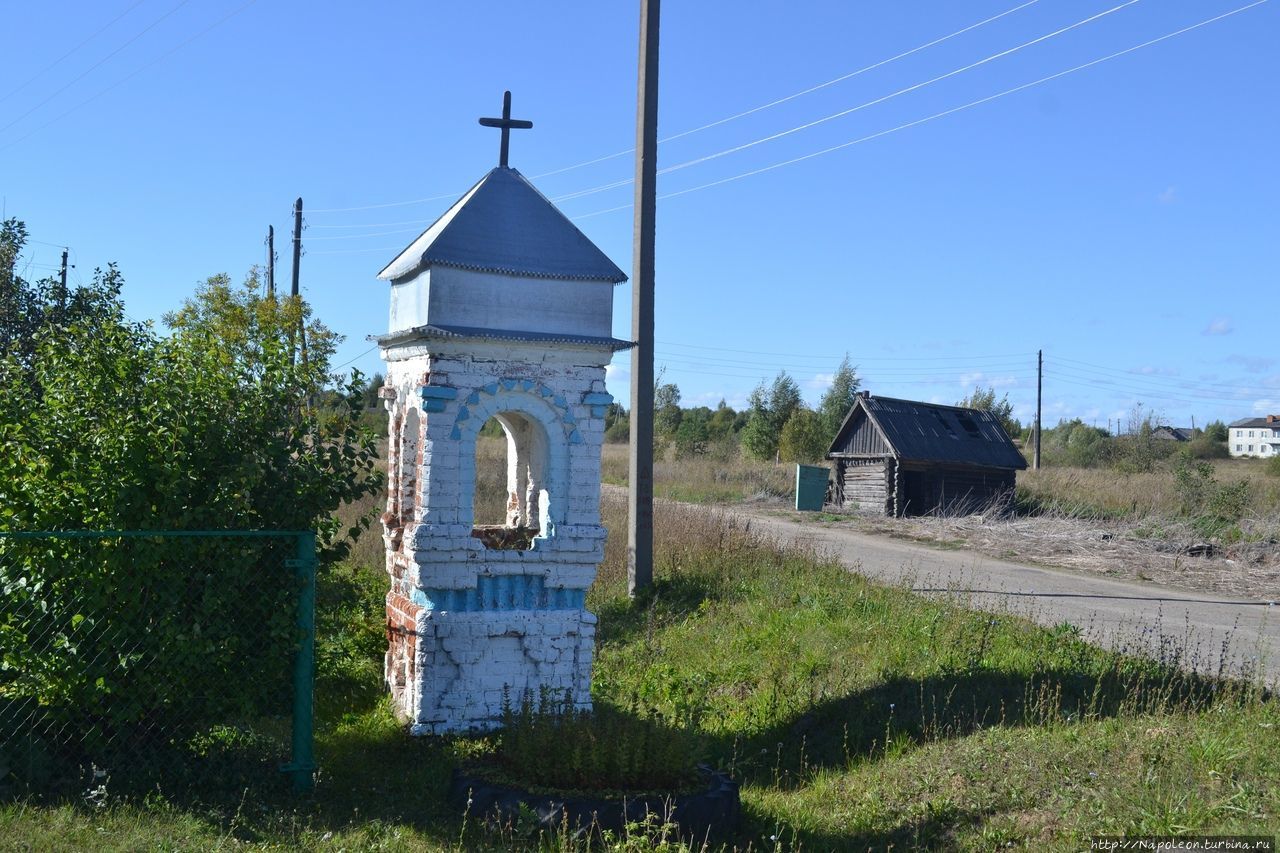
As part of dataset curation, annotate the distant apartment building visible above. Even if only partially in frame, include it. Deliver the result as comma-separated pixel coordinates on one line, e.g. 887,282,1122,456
1229,415,1280,458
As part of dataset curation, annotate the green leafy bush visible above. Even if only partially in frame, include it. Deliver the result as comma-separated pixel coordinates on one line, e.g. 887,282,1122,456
1171,452,1250,541
0,266,381,749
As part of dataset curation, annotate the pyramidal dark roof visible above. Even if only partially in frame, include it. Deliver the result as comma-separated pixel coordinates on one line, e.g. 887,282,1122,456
377,167,627,284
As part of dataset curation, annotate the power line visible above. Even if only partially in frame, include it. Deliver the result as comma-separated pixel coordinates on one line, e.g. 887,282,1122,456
655,339,1036,361
303,226,424,242
1044,366,1259,404
542,0,1047,183
556,0,1140,204
648,351,1036,375
0,0,195,136
572,0,1268,220
306,0,1045,216
0,0,262,153
306,243,406,257
332,344,379,370
1051,354,1267,396
0,0,148,106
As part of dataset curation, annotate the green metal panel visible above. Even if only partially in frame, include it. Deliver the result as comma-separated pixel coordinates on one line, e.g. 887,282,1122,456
795,464,829,512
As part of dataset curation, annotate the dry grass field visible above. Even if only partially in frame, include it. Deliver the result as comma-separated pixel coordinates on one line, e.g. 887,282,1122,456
1018,458,1280,519
600,441,793,503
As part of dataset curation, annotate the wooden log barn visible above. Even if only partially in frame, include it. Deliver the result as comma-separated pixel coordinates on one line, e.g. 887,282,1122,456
826,392,1027,516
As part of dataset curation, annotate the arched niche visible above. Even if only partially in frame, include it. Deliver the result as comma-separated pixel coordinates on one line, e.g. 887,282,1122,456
456,391,569,550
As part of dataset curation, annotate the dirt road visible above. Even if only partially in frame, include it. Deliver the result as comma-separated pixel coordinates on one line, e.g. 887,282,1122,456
678,497,1280,686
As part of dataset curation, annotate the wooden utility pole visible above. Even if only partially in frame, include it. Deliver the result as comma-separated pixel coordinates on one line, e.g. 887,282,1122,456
57,248,68,313
628,0,660,598
290,198,305,364
290,199,302,300
266,224,276,298
1034,349,1043,469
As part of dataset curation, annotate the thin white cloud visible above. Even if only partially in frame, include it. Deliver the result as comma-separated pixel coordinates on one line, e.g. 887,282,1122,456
1204,317,1233,336
959,371,1019,390
1157,186,1177,204
604,364,629,393
1251,399,1280,415
807,372,835,393
1227,354,1276,373
1130,366,1178,377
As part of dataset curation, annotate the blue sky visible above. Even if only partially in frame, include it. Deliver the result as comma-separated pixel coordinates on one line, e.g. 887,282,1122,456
3,0,1276,432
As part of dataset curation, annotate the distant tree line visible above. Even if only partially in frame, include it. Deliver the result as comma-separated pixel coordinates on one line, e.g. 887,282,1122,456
1035,404,1229,472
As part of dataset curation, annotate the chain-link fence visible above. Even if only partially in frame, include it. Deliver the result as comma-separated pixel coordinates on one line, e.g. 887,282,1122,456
0,530,316,798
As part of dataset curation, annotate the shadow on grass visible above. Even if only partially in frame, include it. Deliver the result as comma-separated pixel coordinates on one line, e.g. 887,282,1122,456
593,571,728,646
713,663,1242,791
738,799,997,852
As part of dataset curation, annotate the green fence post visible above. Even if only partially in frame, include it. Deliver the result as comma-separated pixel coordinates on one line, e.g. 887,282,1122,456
283,531,317,793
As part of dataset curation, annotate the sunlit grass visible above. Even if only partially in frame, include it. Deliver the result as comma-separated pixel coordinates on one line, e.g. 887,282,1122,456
4,456,1278,850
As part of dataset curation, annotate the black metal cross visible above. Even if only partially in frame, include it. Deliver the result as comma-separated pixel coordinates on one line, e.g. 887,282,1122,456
478,90,533,168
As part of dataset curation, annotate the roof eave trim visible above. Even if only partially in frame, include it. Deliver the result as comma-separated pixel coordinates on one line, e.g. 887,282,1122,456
369,326,636,352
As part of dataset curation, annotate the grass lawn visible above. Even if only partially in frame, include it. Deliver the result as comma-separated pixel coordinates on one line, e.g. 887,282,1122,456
4,492,1277,851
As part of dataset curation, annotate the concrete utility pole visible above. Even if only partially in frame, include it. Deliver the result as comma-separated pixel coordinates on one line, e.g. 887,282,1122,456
1034,349,1043,470
628,0,660,598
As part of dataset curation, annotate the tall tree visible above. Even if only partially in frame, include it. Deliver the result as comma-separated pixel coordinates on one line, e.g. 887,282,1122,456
653,377,682,437
741,370,802,460
957,385,1020,441
817,354,861,445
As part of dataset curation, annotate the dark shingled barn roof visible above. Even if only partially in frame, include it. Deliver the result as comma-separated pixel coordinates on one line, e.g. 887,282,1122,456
377,167,628,284
828,394,1027,470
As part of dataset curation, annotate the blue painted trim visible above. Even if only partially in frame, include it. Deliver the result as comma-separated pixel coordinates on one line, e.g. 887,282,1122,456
423,399,448,413
420,386,459,400
583,392,613,406
419,574,585,612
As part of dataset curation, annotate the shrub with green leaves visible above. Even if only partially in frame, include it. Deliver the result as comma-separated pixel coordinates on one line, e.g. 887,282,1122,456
0,264,381,748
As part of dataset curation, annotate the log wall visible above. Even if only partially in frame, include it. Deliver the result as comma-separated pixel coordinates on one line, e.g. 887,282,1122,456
836,459,891,514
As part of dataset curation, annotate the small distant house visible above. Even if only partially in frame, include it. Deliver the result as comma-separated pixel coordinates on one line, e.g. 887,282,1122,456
826,392,1027,516
1152,426,1194,442
1228,415,1280,458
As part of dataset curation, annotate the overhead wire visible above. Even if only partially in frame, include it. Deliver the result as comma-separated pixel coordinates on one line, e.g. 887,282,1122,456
572,0,1268,220
305,0,1046,216
1051,354,1268,396
0,0,262,153
0,0,149,106
554,0,1141,204
655,340,1037,361
0,0,195,136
